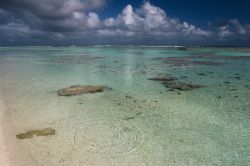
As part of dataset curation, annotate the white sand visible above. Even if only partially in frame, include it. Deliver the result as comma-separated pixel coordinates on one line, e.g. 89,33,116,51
0,95,34,166
0,95,12,166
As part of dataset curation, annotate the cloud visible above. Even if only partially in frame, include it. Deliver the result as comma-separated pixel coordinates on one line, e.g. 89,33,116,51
210,18,250,41
102,2,210,37
0,0,106,32
0,0,106,19
87,12,100,28
0,0,249,45
218,25,232,38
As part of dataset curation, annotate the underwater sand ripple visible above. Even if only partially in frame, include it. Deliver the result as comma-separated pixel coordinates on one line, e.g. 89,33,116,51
72,119,144,155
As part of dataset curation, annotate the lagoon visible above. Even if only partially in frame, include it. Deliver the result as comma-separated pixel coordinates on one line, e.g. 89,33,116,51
0,46,249,165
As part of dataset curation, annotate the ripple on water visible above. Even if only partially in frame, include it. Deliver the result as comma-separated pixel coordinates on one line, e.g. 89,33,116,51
72,120,144,155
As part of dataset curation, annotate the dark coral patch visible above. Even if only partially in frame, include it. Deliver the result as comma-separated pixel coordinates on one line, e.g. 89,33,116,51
162,81,204,91
16,128,56,139
57,85,106,96
152,56,224,67
148,74,177,82
39,55,104,64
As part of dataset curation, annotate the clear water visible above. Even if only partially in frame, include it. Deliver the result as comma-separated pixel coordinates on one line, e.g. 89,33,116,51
0,47,249,165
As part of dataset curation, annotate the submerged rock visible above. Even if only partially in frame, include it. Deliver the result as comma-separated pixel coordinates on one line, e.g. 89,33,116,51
177,47,187,51
148,75,177,82
164,60,223,67
122,117,136,120
162,81,204,91
148,73,204,91
197,73,206,76
39,55,104,65
16,128,56,139
57,85,106,96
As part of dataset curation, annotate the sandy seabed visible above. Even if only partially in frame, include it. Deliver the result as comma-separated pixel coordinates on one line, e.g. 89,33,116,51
0,47,249,165
0,95,12,166
0,95,34,166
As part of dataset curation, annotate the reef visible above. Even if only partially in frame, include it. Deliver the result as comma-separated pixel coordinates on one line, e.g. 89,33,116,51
177,47,187,51
164,59,223,67
152,52,250,67
148,73,204,91
162,81,204,91
148,75,177,82
152,57,223,67
57,85,106,96
196,55,250,60
16,128,56,139
39,55,104,64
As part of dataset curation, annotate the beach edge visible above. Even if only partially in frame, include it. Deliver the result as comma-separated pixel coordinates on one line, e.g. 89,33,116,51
0,95,12,165
0,93,35,166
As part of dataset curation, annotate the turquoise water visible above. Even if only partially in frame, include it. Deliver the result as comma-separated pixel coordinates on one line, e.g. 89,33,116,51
0,47,249,165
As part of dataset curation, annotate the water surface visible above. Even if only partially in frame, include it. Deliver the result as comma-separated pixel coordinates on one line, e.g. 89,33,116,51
0,47,249,165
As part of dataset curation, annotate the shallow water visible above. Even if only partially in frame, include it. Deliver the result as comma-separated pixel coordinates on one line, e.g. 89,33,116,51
0,46,249,165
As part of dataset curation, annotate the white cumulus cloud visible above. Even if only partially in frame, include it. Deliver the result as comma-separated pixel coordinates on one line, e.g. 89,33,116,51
0,0,250,45
101,2,211,37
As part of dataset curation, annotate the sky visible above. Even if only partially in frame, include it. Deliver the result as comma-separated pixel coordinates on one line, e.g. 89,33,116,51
0,0,250,46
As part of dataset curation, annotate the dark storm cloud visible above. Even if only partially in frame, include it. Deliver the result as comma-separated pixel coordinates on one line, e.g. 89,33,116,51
0,0,105,46
0,0,249,46
0,0,105,31
0,0,106,19
208,18,250,42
